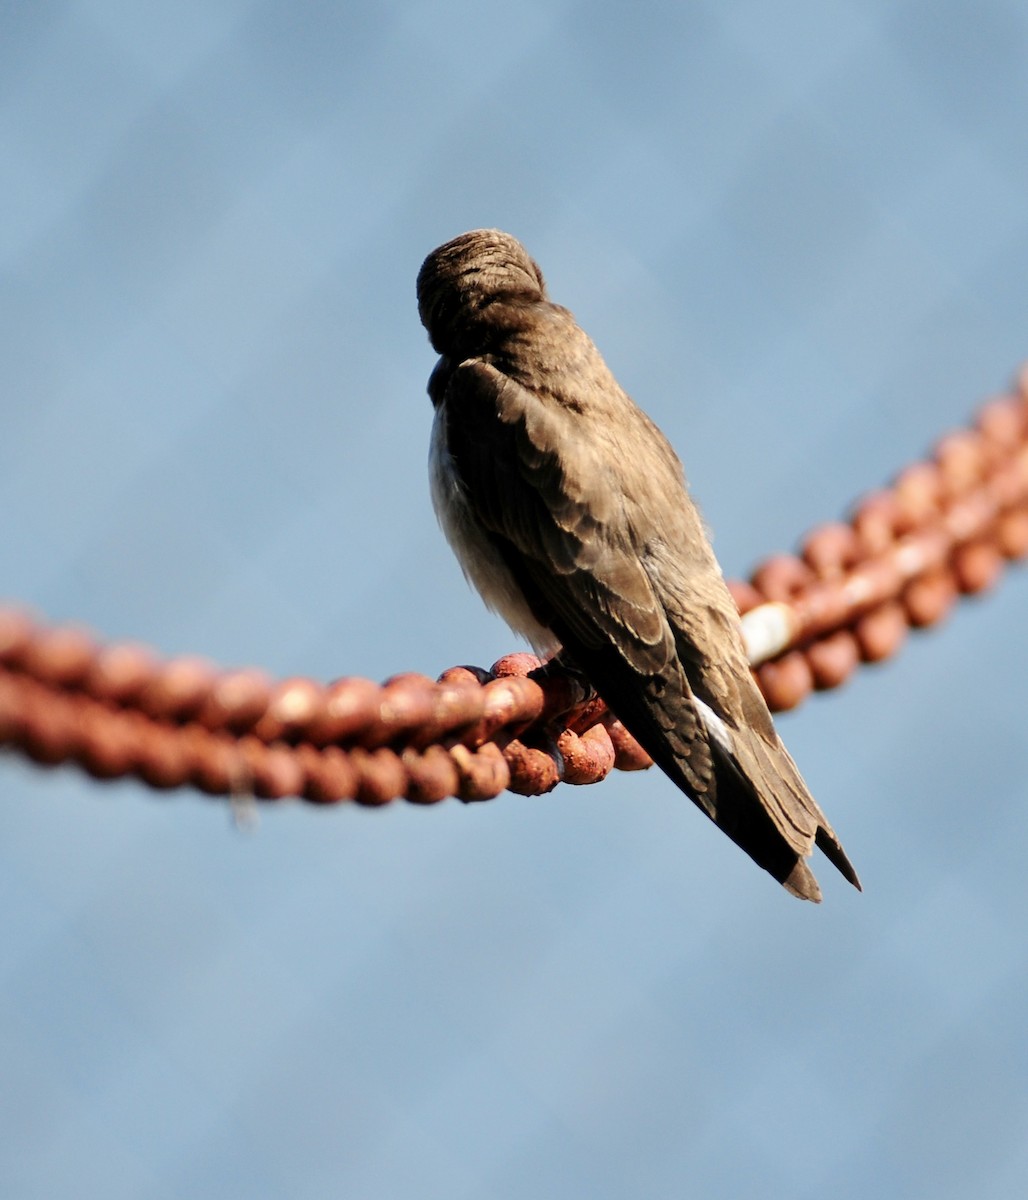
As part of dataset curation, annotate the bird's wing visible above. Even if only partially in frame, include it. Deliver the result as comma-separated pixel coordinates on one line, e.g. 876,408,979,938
442,357,718,801
442,357,858,898
651,551,861,893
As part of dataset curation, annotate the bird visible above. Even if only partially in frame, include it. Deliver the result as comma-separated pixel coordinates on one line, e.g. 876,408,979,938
417,228,859,901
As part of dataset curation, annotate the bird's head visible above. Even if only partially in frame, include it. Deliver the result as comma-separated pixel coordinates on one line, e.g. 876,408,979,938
417,229,546,354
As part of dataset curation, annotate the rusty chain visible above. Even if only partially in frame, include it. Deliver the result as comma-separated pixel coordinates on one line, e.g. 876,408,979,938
2,367,1027,806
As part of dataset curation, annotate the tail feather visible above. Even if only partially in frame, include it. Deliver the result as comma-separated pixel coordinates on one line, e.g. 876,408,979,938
815,826,862,891
704,722,861,900
783,859,823,903
547,639,859,900
638,718,839,901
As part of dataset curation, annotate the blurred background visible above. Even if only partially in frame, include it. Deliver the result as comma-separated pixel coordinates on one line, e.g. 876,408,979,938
2,2,1028,1196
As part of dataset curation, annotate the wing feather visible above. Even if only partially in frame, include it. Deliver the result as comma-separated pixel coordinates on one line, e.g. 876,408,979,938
439,355,859,897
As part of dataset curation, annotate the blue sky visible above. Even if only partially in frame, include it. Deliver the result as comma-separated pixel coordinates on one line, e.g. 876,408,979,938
3,3,1028,1197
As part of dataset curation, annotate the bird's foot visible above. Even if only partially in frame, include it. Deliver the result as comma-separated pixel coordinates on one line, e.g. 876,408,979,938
528,651,604,729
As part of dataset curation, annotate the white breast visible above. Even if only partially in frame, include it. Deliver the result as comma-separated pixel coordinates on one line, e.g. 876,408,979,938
430,403,559,655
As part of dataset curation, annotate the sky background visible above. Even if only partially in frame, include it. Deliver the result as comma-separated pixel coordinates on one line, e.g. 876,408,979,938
3,2,1028,1197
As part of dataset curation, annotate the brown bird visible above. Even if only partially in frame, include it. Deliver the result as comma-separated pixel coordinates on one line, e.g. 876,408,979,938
418,229,859,901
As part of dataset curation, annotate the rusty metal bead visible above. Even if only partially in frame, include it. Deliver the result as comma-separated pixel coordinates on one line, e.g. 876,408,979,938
554,729,588,782
427,675,487,737
304,676,382,746
558,723,616,785
449,741,510,801
944,489,1000,546
295,744,358,804
851,490,902,554
751,554,813,602
996,509,1028,559
842,556,904,613
259,742,307,799
977,396,1026,448
805,631,860,692
185,728,243,795
395,672,481,748
238,737,305,799
479,675,545,739
1014,445,1028,493
195,668,273,734
433,669,494,749
891,526,951,582
257,676,327,741
351,747,407,806
0,673,24,741
504,738,561,795
801,522,861,575
892,463,943,527
438,664,493,686
987,455,1028,511
77,703,138,779
605,718,652,771
228,734,269,794
20,687,78,765
354,674,437,748
85,642,160,705
402,744,459,804
19,625,97,688
0,608,35,664
854,602,907,662
755,651,813,712
491,651,544,677
935,430,986,495
135,720,192,790
902,570,958,628
139,656,218,721
951,540,1004,595
790,579,852,641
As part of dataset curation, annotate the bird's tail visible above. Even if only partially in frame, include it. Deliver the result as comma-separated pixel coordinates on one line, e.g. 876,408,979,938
702,723,861,902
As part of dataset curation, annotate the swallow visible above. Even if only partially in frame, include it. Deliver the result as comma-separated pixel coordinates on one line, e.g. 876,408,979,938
417,228,859,901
